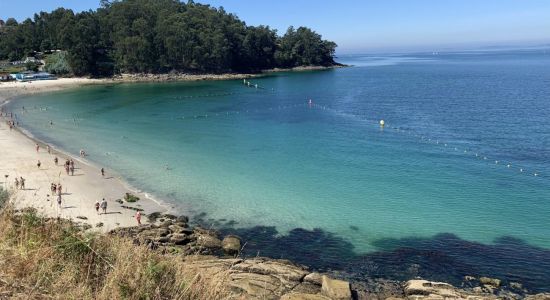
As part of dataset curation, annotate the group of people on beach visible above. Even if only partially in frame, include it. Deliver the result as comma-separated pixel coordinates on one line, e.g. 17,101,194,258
1,106,144,226
1,109,17,130
63,158,76,176
50,182,63,207
14,177,26,190
94,198,108,214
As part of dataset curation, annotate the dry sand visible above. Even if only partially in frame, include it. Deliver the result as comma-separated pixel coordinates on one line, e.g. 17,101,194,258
0,78,169,231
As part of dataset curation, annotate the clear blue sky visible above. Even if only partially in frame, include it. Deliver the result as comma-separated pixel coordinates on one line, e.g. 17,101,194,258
1,0,549,53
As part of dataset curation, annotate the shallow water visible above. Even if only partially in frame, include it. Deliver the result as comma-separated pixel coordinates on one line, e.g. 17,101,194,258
10,49,550,290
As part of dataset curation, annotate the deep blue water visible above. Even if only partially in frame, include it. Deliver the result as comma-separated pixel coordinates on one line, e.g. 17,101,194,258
9,49,550,291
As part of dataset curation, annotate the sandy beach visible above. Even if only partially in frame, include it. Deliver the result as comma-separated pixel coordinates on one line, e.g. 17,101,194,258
0,78,169,231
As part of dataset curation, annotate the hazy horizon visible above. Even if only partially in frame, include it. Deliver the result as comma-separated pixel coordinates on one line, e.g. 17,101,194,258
1,0,549,54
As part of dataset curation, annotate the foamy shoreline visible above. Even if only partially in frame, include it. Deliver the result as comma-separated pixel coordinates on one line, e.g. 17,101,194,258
0,78,173,231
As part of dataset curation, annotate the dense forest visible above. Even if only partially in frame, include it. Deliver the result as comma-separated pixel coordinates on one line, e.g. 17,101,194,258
0,0,338,76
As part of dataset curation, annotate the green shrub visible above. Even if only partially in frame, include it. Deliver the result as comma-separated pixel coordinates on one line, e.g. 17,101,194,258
123,193,140,203
45,51,71,75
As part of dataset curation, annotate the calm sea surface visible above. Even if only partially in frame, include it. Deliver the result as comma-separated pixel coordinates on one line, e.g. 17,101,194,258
9,50,550,290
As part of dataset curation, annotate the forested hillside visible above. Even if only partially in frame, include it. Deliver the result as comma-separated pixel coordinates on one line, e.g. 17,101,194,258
0,0,338,76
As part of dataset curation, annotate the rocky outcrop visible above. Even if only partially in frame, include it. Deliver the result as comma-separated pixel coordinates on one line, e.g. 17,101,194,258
222,235,241,255
110,216,353,299
180,256,350,300
404,280,461,298
110,217,542,300
321,275,351,299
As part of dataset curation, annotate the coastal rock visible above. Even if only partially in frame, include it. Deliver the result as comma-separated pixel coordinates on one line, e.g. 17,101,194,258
169,233,190,245
404,280,458,298
479,277,501,287
304,273,323,285
509,282,523,290
162,213,177,220
176,215,189,223
291,282,323,295
196,233,222,249
231,258,309,282
320,275,351,300
155,236,170,243
280,292,331,300
180,257,315,299
161,220,173,227
222,235,241,255
168,224,187,234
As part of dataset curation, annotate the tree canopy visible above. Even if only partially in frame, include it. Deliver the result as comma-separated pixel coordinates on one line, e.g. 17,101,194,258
0,0,337,76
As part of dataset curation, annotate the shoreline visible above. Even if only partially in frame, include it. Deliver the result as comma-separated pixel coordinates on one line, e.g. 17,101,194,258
1,75,547,297
0,78,173,232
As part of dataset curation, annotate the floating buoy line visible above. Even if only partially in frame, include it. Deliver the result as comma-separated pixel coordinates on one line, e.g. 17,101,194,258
170,99,546,181
307,102,545,181
11,91,546,181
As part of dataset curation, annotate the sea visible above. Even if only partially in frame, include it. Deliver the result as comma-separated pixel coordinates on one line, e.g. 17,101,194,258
8,49,550,291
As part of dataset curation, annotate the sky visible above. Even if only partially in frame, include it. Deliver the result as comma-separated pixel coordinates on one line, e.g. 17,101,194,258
1,0,549,54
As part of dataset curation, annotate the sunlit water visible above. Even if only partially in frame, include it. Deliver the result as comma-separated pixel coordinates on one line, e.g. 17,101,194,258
9,49,550,290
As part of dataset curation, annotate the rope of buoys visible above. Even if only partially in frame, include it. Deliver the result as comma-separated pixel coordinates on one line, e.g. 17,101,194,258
309,102,545,180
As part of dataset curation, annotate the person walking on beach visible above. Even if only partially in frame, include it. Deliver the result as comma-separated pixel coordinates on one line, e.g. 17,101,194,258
47,145,51,154
54,157,58,165
70,165,75,176
57,184,62,195
14,178,19,190
37,160,41,169
57,194,62,208
35,143,39,153
20,177,25,190
65,165,70,175
101,168,105,177
70,159,74,168
100,198,107,214
95,200,100,214
135,211,142,225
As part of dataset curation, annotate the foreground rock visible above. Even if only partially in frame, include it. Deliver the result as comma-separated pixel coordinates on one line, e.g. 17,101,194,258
180,256,351,299
321,276,352,299
110,217,544,300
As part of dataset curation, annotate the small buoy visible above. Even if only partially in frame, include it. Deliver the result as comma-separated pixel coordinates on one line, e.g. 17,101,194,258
534,173,539,176
520,168,523,172
507,164,511,168
379,120,385,127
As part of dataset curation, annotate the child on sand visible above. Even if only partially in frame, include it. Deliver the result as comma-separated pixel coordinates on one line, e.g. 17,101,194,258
37,160,41,169
95,200,100,214
101,168,105,177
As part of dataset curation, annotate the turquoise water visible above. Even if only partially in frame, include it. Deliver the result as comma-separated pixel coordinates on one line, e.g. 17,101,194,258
9,49,550,290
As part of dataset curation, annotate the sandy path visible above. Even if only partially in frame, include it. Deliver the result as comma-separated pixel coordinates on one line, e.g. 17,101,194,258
0,79,169,231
